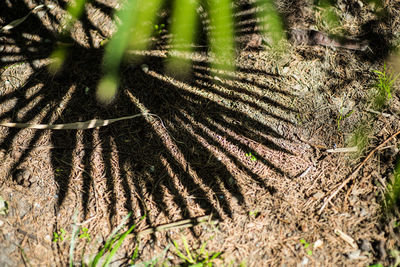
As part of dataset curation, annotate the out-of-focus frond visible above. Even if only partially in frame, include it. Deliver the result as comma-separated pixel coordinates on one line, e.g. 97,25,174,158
257,0,284,46
96,0,286,103
97,0,141,104
48,0,87,74
208,0,235,71
97,0,163,103
166,0,198,75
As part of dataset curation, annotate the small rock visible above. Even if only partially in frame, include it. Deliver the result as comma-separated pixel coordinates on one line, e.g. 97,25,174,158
359,239,372,252
17,199,31,218
347,249,367,260
314,239,324,249
301,256,309,265
360,207,368,217
293,84,302,91
149,165,155,173
247,222,255,228
282,67,290,75
141,64,149,73
44,235,52,242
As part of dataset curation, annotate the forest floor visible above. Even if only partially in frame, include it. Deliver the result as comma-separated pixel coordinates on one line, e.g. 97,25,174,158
1,0,400,266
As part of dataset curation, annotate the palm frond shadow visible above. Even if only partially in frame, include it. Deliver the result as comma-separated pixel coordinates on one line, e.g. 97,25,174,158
0,0,395,258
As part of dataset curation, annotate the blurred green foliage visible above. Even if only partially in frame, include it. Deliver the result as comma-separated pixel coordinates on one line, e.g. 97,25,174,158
56,0,368,103
49,0,86,73
76,0,285,103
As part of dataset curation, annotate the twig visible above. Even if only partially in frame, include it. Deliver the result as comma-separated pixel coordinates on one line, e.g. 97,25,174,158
0,113,157,130
298,165,313,178
326,146,358,153
334,228,357,249
318,129,400,215
366,108,391,118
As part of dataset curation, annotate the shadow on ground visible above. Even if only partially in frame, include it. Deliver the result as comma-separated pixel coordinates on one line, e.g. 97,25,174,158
0,0,397,265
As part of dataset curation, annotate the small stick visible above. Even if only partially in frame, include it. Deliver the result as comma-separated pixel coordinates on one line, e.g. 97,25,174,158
334,228,357,249
319,129,400,214
326,146,358,153
365,108,391,118
298,166,312,178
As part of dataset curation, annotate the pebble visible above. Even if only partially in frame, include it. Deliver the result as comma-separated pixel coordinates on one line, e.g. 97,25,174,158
301,256,309,265
44,235,52,242
347,249,367,260
282,67,289,75
141,64,149,73
360,239,372,252
314,239,323,249
293,84,302,91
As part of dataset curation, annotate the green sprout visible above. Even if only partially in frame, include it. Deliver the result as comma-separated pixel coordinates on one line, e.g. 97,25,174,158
249,210,260,218
300,239,313,256
372,63,399,109
154,23,165,35
346,123,370,158
337,109,354,131
374,63,399,100
245,152,257,162
53,228,67,242
78,227,91,242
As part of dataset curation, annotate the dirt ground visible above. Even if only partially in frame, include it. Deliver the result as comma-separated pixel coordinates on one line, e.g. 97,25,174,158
1,0,400,266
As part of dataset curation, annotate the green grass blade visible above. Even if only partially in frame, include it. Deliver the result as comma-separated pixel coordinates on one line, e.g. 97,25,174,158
173,239,190,262
314,0,340,31
91,212,132,266
48,0,86,74
103,223,138,267
130,242,140,264
209,251,222,261
182,235,194,263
